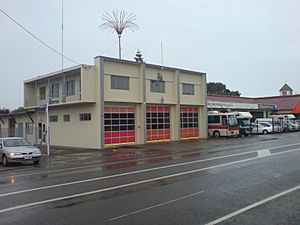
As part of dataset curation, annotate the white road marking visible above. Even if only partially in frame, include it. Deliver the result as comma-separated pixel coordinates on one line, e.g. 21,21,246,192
0,150,256,197
257,149,271,158
206,184,300,225
109,191,204,221
1,146,300,198
1,142,299,180
0,148,300,213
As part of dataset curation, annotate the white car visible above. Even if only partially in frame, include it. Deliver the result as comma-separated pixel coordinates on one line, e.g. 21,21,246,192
0,137,41,166
251,123,273,135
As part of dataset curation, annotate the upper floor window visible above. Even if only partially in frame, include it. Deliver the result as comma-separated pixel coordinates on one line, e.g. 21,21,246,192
39,86,46,100
51,83,59,98
150,80,165,93
49,115,58,122
111,75,129,90
80,113,91,121
66,80,75,96
182,83,195,95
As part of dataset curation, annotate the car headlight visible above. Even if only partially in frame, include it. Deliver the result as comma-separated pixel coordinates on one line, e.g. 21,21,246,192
9,152,22,156
33,149,41,154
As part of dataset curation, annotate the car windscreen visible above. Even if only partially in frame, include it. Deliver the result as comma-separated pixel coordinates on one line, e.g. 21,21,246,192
240,119,250,126
3,139,31,147
228,115,238,126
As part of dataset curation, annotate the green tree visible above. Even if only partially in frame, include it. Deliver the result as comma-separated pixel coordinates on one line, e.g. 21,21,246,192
207,82,241,96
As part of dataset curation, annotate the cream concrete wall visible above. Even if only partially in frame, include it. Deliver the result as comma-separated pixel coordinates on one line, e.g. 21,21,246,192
179,72,206,106
24,83,36,107
47,104,100,149
81,66,96,102
135,103,146,144
199,106,208,139
145,68,176,104
103,61,142,103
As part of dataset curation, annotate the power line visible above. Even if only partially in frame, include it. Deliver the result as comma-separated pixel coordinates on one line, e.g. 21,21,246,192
0,7,80,65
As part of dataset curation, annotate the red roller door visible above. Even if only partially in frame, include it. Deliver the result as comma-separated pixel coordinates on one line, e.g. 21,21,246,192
104,106,135,145
180,106,199,139
146,105,170,142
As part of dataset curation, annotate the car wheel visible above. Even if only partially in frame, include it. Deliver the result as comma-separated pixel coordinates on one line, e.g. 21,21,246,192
213,131,221,138
2,155,8,167
262,130,268,135
34,160,40,165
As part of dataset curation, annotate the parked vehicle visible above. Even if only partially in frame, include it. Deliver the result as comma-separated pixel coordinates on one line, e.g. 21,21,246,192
0,137,41,166
208,112,239,137
232,112,252,136
270,114,296,120
251,123,273,135
257,121,282,133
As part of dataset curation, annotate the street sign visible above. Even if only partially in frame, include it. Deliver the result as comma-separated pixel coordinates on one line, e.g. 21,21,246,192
39,104,47,109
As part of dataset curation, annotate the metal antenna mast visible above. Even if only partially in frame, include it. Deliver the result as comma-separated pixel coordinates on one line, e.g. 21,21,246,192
161,42,164,68
62,0,64,74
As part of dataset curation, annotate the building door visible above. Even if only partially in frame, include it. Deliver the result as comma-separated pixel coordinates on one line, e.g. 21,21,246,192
17,123,24,137
104,106,135,145
146,105,170,142
8,118,16,137
180,106,199,139
38,123,46,142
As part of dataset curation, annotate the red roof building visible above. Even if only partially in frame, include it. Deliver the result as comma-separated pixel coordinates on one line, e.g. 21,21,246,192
255,94,300,115
207,94,300,120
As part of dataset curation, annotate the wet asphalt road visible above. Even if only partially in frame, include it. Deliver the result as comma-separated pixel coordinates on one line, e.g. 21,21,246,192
0,132,300,225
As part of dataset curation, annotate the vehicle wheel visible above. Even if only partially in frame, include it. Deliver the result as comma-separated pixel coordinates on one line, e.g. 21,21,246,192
213,131,221,138
34,160,40,165
2,155,8,167
262,130,268,135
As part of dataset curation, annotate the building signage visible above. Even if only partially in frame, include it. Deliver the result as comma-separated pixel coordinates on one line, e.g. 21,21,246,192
258,104,277,110
207,101,258,110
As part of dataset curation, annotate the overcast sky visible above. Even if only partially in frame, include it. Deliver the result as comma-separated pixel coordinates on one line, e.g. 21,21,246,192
1,0,299,109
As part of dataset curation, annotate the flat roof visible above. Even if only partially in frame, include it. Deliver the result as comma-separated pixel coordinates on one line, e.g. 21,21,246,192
95,55,206,76
24,64,93,83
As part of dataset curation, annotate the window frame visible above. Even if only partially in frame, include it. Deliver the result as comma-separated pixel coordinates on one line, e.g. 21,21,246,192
79,113,91,121
49,115,58,122
110,75,130,90
25,123,33,134
39,86,46,100
66,80,75,96
182,83,195,95
150,80,165,93
51,83,60,98
63,114,70,122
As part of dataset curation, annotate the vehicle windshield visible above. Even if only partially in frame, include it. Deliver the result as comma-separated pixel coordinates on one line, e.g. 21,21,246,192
3,139,31,147
240,119,250,126
228,115,238,126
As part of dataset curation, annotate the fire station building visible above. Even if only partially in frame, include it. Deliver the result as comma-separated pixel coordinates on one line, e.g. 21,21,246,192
0,56,208,149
